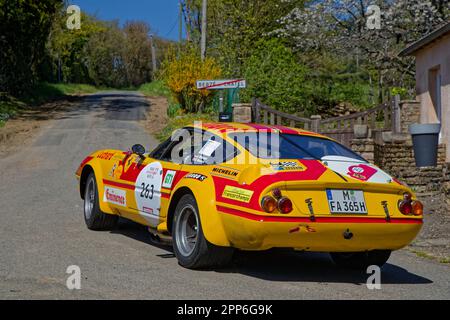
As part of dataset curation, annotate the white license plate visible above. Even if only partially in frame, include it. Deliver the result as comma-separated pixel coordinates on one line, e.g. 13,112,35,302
326,189,367,214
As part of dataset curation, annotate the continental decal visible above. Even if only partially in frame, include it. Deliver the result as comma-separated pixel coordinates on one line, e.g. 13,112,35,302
211,166,240,179
222,186,253,203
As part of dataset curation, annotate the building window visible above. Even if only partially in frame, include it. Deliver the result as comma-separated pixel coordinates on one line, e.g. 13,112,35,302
428,66,442,124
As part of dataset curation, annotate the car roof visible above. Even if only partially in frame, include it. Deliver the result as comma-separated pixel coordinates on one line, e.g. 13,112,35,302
189,122,328,139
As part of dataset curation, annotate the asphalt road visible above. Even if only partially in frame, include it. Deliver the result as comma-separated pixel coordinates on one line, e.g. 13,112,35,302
0,91,449,299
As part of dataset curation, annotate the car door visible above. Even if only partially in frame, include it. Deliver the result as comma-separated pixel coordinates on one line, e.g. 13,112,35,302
124,134,188,228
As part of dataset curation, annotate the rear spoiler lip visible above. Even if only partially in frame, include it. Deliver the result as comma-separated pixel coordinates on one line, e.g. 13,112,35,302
283,180,411,195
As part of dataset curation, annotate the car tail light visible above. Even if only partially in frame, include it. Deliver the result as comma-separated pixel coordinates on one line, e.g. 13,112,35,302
261,196,277,213
412,201,423,216
278,197,293,214
398,200,412,215
398,192,422,216
272,188,282,199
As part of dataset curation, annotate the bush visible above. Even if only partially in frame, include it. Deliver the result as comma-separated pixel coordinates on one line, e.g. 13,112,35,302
161,47,221,113
240,39,312,115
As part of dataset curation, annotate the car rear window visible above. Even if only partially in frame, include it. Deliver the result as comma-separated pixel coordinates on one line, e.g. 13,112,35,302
228,132,366,161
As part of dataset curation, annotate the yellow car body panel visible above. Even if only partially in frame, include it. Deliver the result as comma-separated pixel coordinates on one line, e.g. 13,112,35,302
75,122,422,252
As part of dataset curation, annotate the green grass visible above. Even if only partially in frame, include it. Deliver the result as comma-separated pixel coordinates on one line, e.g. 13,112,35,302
439,257,450,264
22,82,110,105
139,80,172,98
410,249,450,264
0,94,26,127
156,112,218,142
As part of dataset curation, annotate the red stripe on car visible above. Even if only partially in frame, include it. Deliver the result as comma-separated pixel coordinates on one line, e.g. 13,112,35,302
216,205,423,224
212,160,327,210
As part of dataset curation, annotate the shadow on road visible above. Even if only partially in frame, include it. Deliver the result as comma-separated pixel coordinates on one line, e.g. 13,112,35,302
111,218,433,286
15,92,150,122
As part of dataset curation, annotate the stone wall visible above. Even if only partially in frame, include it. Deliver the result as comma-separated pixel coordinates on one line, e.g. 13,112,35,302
351,138,374,163
350,99,449,203
399,100,421,135
374,142,447,197
232,103,252,123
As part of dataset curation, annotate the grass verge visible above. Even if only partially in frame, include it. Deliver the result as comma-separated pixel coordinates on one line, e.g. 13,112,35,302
139,80,172,98
409,248,450,264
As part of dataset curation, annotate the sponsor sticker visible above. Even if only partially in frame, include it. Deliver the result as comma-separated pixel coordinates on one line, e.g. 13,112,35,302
270,161,305,171
162,170,176,189
108,163,117,177
142,206,153,214
198,140,221,157
184,173,207,182
103,187,126,207
211,166,240,179
97,152,115,160
222,186,254,203
347,164,377,181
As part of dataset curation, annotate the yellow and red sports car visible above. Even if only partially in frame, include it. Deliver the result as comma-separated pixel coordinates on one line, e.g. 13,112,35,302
76,122,423,269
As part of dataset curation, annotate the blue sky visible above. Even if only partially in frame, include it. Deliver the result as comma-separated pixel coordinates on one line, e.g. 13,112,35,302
69,0,184,40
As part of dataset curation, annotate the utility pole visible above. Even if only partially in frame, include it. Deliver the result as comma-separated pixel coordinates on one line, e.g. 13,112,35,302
149,34,157,77
200,0,207,61
178,0,183,55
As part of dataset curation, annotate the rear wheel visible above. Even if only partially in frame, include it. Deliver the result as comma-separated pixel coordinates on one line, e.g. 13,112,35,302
172,194,233,269
84,172,118,230
330,250,391,270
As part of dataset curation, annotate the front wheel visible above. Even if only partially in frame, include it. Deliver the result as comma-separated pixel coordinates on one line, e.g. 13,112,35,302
330,250,391,270
172,194,233,269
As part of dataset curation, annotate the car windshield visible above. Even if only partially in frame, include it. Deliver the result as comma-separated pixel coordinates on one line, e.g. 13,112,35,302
228,132,366,162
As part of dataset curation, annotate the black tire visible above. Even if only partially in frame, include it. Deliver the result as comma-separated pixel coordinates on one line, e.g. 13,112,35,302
330,250,391,270
172,194,233,269
84,172,118,231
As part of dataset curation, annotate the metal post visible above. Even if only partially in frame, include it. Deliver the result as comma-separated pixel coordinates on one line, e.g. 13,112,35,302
178,1,183,56
219,90,224,113
200,0,207,60
392,94,401,134
310,115,321,133
149,34,157,76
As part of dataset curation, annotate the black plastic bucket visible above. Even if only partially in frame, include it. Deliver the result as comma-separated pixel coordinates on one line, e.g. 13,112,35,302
409,123,441,167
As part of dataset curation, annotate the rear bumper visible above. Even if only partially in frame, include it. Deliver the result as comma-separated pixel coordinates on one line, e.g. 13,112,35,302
217,206,422,251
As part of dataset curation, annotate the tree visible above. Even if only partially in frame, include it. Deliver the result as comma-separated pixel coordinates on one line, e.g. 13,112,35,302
274,0,449,101
45,10,106,84
162,46,221,113
181,0,305,76
241,39,311,114
122,21,153,87
0,0,62,95
84,20,127,87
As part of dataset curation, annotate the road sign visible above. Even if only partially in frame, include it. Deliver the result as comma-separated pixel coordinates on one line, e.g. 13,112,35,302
196,79,246,90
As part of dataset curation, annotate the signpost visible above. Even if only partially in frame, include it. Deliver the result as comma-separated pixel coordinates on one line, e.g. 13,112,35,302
196,79,246,122
196,79,246,90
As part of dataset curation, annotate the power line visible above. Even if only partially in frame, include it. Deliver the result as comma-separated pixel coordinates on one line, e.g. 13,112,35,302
165,11,180,38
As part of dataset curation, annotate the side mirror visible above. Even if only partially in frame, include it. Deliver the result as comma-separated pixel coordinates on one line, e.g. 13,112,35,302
131,144,145,157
